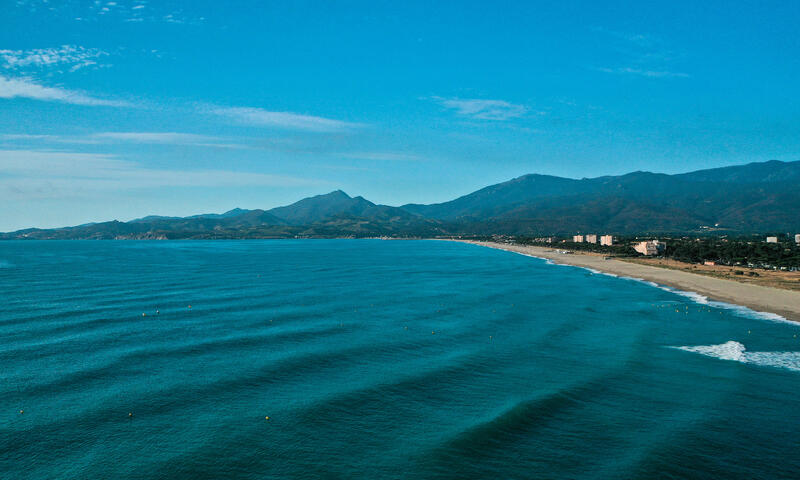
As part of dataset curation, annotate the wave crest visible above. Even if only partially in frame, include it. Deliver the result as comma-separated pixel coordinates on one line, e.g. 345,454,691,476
673,341,800,372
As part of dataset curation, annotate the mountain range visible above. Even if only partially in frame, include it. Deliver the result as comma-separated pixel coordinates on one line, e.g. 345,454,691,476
3,160,799,239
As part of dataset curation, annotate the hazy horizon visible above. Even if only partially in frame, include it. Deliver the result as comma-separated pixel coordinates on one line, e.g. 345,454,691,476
3,158,797,232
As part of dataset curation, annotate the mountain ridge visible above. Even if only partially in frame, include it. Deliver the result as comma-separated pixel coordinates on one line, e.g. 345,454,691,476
3,159,799,239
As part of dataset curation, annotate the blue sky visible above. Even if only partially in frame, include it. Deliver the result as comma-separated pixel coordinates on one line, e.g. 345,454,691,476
1,0,798,230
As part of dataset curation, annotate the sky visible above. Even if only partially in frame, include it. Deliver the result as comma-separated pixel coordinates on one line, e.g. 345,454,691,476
1,0,799,231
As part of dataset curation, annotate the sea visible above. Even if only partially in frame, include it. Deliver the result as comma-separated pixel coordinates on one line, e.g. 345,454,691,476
2,239,799,479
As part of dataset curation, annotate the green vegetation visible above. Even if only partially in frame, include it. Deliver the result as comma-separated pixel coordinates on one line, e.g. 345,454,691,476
663,235,800,269
491,234,800,269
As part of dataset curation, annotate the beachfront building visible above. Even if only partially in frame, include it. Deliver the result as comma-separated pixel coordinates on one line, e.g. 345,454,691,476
766,236,778,243
600,235,613,246
573,235,584,243
585,234,597,244
633,240,666,256
795,234,800,245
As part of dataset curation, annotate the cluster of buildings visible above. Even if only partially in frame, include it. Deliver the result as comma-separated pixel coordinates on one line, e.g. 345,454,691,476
572,234,614,246
571,234,667,256
766,235,800,244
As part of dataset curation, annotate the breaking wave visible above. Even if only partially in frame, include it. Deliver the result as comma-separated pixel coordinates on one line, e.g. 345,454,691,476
674,341,800,372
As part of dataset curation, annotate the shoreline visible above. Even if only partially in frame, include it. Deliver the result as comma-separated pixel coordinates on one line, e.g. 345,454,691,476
456,240,800,324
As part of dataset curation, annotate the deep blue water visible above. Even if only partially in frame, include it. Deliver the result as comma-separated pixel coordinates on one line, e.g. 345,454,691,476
2,240,800,479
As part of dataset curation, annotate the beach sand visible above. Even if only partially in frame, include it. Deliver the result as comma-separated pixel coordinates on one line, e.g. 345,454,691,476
458,240,800,323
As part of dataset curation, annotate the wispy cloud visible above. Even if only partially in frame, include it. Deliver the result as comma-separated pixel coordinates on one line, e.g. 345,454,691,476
208,106,364,132
0,131,251,150
0,45,109,73
596,67,690,78
15,0,204,25
92,131,250,149
0,133,62,141
431,97,528,120
0,149,321,199
593,28,689,79
92,132,221,143
342,152,422,161
0,75,129,106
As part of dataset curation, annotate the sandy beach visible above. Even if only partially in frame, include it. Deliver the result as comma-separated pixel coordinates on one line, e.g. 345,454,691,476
459,240,800,323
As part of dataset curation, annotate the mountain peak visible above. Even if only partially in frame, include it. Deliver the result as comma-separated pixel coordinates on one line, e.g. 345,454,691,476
326,190,351,198
222,207,250,216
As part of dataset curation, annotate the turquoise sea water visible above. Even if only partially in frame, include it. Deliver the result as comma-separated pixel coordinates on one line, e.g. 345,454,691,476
2,240,800,479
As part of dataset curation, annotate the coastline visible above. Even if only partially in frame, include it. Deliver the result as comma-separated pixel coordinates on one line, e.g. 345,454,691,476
456,240,800,323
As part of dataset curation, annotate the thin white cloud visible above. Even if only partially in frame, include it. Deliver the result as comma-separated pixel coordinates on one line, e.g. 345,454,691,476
0,131,252,150
0,149,321,199
208,106,364,132
596,67,690,78
93,132,251,149
0,75,129,106
342,152,422,161
92,132,222,143
15,0,202,25
593,27,689,79
0,133,61,141
431,97,528,120
0,45,109,73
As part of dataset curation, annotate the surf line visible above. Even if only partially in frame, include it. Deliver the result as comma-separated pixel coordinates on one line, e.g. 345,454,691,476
477,243,793,325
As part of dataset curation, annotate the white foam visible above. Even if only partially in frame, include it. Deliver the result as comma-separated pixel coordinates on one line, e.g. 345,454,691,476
673,341,800,372
655,284,792,324
675,340,746,362
496,245,792,324
745,351,800,372
507,250,559,266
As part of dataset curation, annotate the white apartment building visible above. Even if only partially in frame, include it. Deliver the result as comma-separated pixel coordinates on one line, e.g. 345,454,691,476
633,240,666,256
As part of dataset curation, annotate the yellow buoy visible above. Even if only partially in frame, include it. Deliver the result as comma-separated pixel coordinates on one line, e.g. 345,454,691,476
128,412,133,417
265,416,270,421
432,331,436,335
19,410,23,414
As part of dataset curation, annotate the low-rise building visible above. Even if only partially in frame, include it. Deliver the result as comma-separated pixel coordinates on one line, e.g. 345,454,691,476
795,234,800,245
600,235,613,246
766,236,778,243
633,240,666,256
572,235,584,243
585,234,597,244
